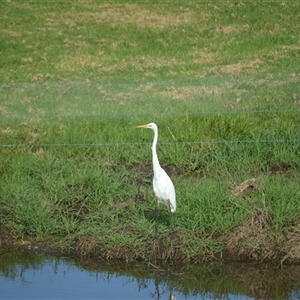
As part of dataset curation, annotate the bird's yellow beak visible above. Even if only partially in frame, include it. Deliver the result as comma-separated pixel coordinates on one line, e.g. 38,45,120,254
136,124,148,128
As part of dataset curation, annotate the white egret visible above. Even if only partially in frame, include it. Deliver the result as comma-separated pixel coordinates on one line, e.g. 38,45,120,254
136,122,176,237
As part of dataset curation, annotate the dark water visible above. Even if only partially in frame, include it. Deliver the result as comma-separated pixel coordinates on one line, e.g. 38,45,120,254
1,248,300,300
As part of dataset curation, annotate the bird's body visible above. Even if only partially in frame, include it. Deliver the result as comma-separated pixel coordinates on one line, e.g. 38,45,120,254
136,122,176,237
152,160,176,213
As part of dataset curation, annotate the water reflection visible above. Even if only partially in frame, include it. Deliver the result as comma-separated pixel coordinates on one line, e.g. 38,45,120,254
1,247,300,299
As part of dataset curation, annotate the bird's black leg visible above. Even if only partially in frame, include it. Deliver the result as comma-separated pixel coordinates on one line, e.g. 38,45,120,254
154,204,160,239
168,201,174,236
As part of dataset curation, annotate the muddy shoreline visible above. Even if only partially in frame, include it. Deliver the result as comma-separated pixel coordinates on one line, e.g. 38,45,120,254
2,220,300,264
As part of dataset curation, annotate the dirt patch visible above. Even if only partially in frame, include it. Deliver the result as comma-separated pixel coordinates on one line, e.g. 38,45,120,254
269,162,293,175
0,225,69,257
0,225,14,245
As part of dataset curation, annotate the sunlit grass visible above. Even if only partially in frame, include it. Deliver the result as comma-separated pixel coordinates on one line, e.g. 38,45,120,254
0,1,300,261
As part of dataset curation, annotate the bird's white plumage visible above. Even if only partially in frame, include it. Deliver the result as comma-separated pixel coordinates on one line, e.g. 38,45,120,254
153,166,176,212
136,122,176,213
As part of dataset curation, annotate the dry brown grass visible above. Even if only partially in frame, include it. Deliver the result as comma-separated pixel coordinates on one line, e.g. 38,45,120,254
33,148,46,159
1,29,21,37
57,53,186,74
283,230,300,262
209,58,263,76
226,206,277,261
46,4,195,29
162,85,224,101
1,127,13,136
215,24,251,35
27,131,39,144
0,105,7,113
230,178,263,199
57,54,104,72
8,1,32,10
189,50,216,65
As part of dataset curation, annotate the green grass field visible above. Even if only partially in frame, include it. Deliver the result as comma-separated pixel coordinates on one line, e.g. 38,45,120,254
0,1,300,262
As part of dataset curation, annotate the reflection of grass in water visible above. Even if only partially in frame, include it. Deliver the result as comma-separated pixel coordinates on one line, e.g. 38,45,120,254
2,248,299,300
0,249,300,299
0,248,45,280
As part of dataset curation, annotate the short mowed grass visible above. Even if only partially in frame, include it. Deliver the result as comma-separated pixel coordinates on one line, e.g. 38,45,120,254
0,1,300,262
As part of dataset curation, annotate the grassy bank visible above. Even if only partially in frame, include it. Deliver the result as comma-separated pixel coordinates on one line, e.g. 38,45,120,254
0,1,300,263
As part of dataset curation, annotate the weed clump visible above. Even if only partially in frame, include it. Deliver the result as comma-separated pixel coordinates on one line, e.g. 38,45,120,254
226,206,277,261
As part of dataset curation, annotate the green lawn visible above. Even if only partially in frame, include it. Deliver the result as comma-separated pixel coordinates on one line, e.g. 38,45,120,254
0,1,300,262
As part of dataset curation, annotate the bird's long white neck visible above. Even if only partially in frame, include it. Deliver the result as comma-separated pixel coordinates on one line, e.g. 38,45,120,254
152,127,161,173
